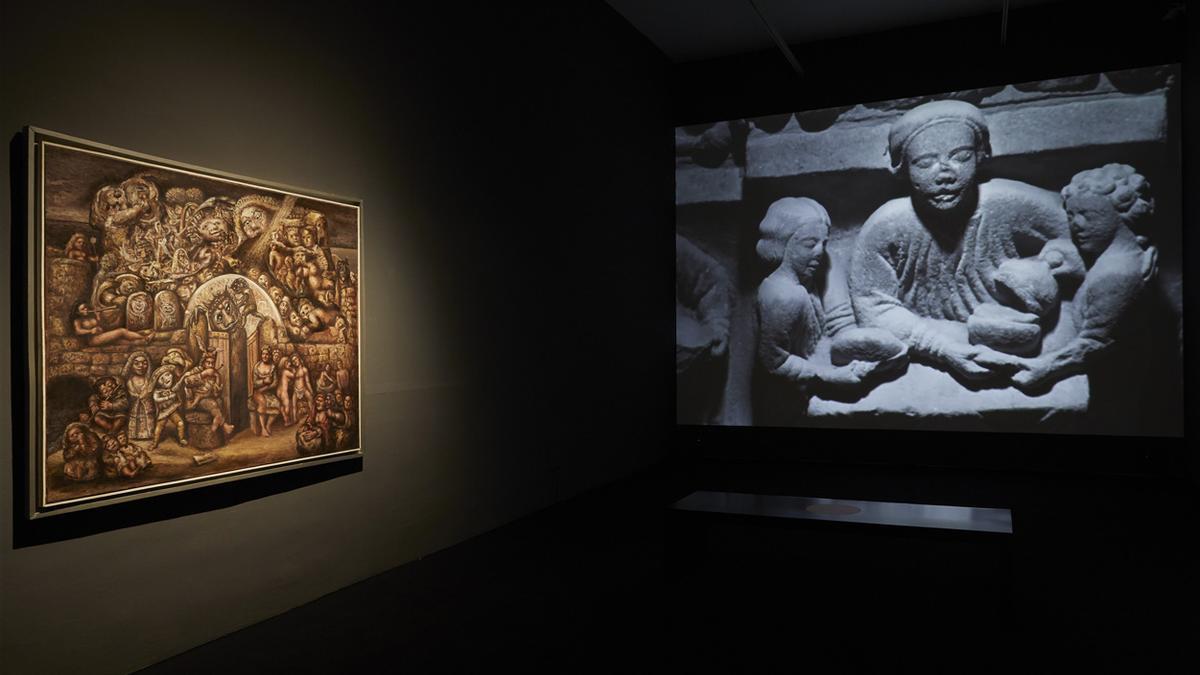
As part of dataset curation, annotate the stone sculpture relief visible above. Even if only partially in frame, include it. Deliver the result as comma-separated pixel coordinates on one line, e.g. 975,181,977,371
677,65,1182,435
849,100,1069,385
1012,164,1159,392
675,233,733,424
753,198,906,424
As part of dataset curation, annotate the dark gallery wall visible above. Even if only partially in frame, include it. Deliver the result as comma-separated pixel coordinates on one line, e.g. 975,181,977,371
674,0,1196,478
0,3,672,673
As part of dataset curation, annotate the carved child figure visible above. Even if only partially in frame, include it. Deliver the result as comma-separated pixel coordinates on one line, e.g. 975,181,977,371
755,198,890,423
1013,164,1158,392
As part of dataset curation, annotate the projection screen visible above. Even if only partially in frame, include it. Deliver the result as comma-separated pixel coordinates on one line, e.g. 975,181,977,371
675,65,1182,436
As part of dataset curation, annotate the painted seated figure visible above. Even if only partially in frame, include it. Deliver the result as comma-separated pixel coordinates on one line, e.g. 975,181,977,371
87,375,129,434
849,100,1069,385
183,349,236,442
62,422,102,482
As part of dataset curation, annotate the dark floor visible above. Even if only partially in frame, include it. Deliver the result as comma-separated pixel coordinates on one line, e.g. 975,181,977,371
139,458,1199,674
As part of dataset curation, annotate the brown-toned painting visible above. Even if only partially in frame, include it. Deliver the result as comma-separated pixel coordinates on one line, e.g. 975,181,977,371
26,128,362,517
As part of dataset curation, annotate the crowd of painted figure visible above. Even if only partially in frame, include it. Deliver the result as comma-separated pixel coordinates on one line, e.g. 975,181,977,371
56,174,357,347
59,346,357,483
50,173,361,482
678,100,1168,421
250,346,358,455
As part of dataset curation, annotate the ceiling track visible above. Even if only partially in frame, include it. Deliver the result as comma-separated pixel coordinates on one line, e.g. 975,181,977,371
745,0,805,79
1001,0,1010,45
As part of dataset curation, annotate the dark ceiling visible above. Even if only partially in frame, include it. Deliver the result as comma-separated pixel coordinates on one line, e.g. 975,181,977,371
606,0,1055,63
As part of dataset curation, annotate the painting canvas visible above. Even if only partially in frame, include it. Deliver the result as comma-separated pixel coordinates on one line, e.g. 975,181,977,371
27,128,362,517
675,65,1182,436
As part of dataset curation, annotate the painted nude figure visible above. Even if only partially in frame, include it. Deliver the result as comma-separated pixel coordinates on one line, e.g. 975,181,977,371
74,303,152,346
65,232,97,264
290,354,314,424
251,347,282,436
276,353,297,425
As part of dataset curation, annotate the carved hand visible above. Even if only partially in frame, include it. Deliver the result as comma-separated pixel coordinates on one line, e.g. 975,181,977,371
818,360,877,388
1012,357,1056,392
942,343,1024,382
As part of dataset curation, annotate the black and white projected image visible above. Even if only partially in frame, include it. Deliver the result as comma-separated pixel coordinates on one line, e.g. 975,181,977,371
675,65,1183,436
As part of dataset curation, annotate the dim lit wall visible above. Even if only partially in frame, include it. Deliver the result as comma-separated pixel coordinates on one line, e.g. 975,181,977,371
0,3,673,673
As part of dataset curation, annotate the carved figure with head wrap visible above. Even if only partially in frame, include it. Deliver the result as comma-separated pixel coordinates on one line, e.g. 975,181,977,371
848,99,1069,384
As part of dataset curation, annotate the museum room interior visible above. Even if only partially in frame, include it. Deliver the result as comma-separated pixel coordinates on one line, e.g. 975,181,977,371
0,0,1196,673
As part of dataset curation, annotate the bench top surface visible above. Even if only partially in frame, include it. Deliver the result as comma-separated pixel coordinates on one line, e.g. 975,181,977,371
671,490,1013,534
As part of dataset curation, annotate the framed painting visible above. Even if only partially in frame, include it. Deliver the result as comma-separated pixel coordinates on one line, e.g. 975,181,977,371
25,127,363,517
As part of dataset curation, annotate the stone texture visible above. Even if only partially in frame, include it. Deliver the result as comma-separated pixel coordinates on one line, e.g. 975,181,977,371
1106,66,1174,94
830,327,906,366
676,121,745,169
993,258,1059,318
746,91,1168,178
1014,74,1099,93
809,360,1088,421
675,160,743,205
749,113,794,133
809,310,1088,421
967,304,1042,356
987,95,1166,157
795,107,848,132
747,120,890,177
